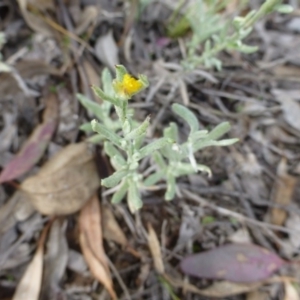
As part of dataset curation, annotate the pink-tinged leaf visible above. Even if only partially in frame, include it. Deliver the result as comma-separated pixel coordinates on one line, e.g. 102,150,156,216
0,93,58,183
180,243,285,283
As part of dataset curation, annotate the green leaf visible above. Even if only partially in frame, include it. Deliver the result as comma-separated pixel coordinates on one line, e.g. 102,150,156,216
80,122,93,132
172,103,199,134
111,180,128,204
102,68,114,96
165,174,176,201
194,138,238,152
91,120,121,147
138,138,172,159
163,122,179,142
87,134,104,144
152,151,167,169
92,86,120,107
237,44,258,54
115,65,128,81
143,171,164,186
125,116,150,140
275,4,293,14
104,141,126,163
205,122,231,140
102,170,129,188
127,180,143,213
77,94,104,120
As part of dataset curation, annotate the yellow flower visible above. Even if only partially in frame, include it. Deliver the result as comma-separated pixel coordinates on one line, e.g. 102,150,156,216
113,74,144,99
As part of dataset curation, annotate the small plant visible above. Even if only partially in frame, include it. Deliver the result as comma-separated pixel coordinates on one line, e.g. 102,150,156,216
78,65,238,212
167,0,293,70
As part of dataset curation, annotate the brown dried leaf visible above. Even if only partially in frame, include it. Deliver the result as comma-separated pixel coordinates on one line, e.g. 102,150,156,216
0,93,58,183
285,280,300,300
40,219,68,300
147,223,164,274
102,205,128,247
270,158,297,226
75,5,99,35
79,195,116,300
12,222,50,300
164,274,262,298
17,0,54,36
22,142,100,215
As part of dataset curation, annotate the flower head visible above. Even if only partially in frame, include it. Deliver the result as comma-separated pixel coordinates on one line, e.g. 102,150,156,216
113,65,148,100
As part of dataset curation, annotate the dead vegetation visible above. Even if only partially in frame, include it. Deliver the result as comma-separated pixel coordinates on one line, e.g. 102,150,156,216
1,0,300,299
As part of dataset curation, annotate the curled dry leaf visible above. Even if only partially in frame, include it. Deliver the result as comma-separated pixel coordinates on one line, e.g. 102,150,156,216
164,274,262,298
0,93,58,183
95,30,119,70
21,142,100,215
147,223,164,274
75,5,99,35
102,205,128,247
284,280,300,300
12,221,50,300
270,158,297,226
79,195,117,300
17,0,54,36
180,243,285,283
40,219,68,300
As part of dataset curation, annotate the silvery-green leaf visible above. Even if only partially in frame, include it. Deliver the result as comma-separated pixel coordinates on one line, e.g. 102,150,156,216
143,171,164,186
152,151,166,169
205,122,231,140
111,155,126,170
91,120,121,146
125,116,150,140
197,164,212,176
138,138,172,159
77,93,104,120
102,68,114,96
87,134,104,144
163,122,178,142
80,122,93,132
190,130,208,141
173,163,195,177
194,138,238,152
134,133,145,150
127,180,143,213
165,175,176,201
92,86,120,107
275,4,293,14
102,170,129,188
238,27,253,39
237,44,258,54
172,103,199,134
112,180,128,204
104,141,126,163
115,65,128,81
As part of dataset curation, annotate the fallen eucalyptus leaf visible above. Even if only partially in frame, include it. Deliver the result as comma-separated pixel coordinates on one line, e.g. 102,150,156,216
22,142,100,215
180,243,285,283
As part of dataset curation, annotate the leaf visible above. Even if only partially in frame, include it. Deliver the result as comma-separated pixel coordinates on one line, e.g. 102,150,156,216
40,219,68,300
102,205,128,247
180,243,285,283
284,280,299,300
94,30,119,71
12,221,50,300
147,223,164,274
272,89,300,131
75,5,99,35
79,195,117,300
0,93,58,183
270,158,297,226
164,274,262,298
172,103,199,134
22,142,100,215
91,120,121,146
17,0,54,36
